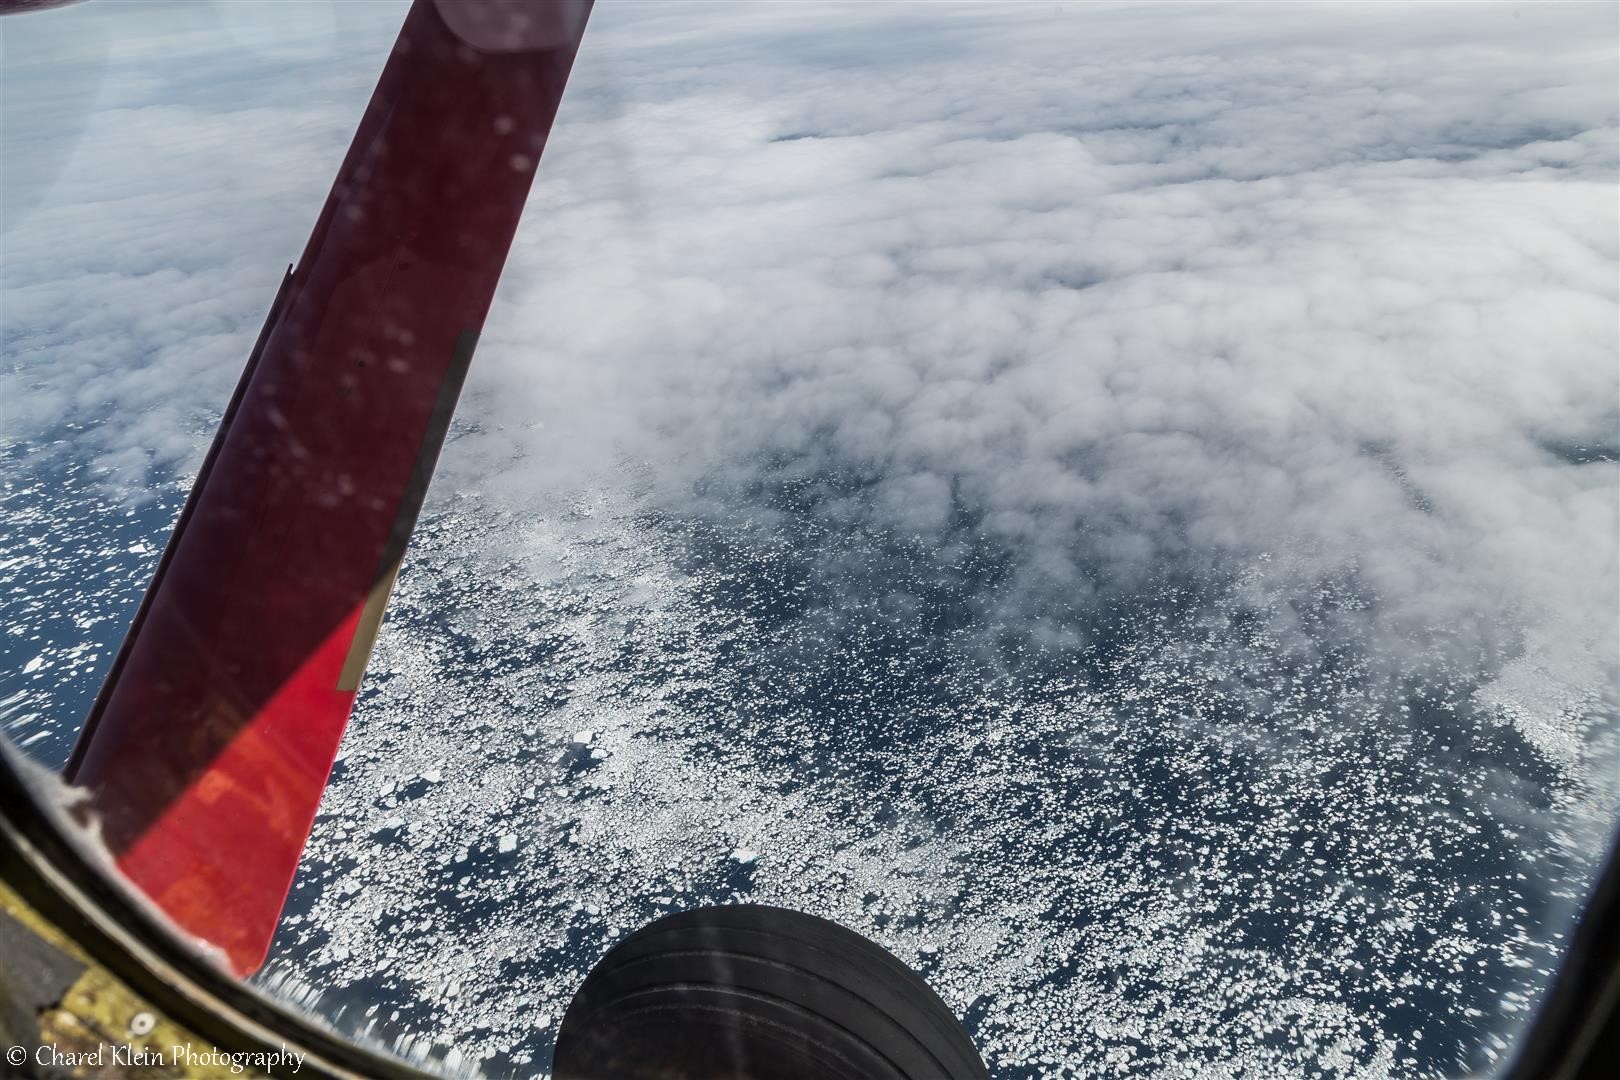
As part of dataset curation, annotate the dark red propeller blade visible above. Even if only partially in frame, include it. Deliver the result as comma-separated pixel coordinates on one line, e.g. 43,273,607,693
64,0,592,976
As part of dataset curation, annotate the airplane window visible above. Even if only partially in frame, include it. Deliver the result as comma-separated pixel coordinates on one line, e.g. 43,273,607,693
2,2,1616,1078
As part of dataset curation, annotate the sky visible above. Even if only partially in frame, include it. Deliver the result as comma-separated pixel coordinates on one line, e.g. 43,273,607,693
2,2,1618,1079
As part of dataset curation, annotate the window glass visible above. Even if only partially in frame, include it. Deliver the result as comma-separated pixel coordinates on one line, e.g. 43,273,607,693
3,2,1616,1078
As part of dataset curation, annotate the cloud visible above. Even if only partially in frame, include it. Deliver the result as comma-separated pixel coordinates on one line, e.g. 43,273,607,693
461,1,1618,720
1,0,405,492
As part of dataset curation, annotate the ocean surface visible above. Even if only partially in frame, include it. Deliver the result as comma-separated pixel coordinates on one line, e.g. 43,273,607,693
4,434,1615,1078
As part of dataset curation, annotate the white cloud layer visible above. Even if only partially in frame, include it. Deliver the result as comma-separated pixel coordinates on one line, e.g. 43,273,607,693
460,1,1619,734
